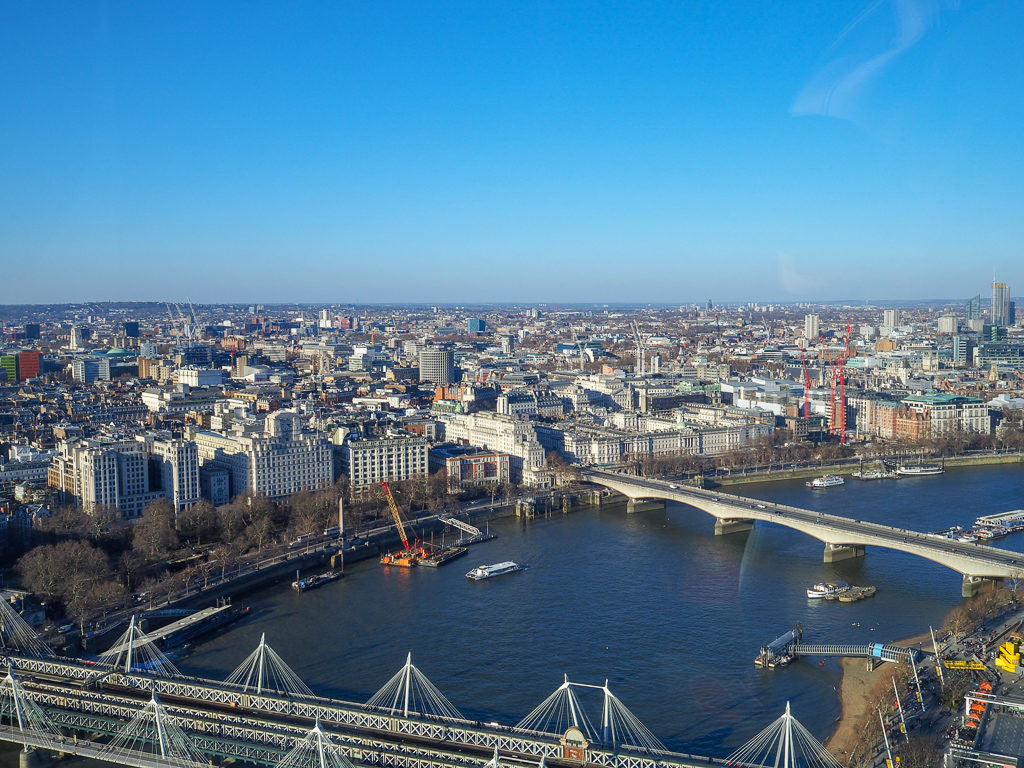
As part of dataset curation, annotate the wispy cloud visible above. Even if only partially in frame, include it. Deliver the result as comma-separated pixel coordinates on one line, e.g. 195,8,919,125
792,0,946,123
777,252,816,295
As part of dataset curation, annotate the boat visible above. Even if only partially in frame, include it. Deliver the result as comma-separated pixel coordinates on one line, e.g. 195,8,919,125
851,469,898,480
292,571,341,592
838,585,877,603
807,581,849,599
380,547,426,567
897,464,944,476
466,562,524,581
806,474,845,488
418,545,469,567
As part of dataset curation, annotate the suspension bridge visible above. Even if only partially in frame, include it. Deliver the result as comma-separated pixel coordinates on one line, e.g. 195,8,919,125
583,469,1024,596
0,600,842,768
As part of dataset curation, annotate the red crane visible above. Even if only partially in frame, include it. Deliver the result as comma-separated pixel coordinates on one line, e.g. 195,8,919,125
838,316,853,443
799,347,811,419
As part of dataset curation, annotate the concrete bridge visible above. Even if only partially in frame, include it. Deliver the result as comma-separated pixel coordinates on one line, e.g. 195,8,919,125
582,469,1024,597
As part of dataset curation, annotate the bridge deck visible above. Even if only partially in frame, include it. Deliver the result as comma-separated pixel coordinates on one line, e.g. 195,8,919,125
1,655,721,768
583,469,1023,581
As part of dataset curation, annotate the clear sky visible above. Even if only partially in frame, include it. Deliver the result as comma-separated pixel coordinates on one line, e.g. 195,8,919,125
2,1,1022,304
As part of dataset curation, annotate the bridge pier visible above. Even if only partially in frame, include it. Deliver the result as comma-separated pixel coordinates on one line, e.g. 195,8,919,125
714,518,754,535
19,748,48,768
823,543,865,563
962,575,1000,598
626,499,664,514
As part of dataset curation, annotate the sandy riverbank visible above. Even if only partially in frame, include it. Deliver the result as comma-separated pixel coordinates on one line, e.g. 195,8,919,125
825,629,936,764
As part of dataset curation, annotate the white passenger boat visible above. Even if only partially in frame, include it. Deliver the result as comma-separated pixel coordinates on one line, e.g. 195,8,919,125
807,581,849,599
806,474,845,488
897,464,944,476
466,562,524,581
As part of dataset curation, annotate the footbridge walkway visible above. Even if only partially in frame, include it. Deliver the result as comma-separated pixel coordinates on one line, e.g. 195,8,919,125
582,469,1024,596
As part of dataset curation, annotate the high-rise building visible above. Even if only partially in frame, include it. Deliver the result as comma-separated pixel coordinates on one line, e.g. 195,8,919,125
419,347,456,385
992,282,1011,327
23,324,40,340
937,316,957,334
0,355,17,383
123,321,140,338
803,313,819,341
883,309,899,328
190,412,332,500
71,357,111,383
48,436,199,518
952,335,975,368
341,435,429,493
966,295,982,321
17,351,41,381
69,326,84,350
140,341,159,358
1011,301,1017,327
467,318,486,334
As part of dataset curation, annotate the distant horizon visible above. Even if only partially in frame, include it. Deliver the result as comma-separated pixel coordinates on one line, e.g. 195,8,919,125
0,296,1019,311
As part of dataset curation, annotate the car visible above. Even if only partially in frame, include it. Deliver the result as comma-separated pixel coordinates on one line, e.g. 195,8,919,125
669,484,679,489
755,504,767,509
58,624,73,634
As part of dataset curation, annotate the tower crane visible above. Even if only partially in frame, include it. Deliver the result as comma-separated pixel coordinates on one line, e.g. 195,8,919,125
799,348,811,419
838,316,853,443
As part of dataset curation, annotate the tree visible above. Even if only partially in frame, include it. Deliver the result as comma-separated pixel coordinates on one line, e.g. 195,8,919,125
132,499,180,559
897,732,941,768
179,500,218,546
17,540,111,610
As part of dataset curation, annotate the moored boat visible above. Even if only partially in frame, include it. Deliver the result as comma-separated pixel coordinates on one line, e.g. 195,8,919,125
806,474,845,488
838,585,877,603
419,545,469,567
292,571,342,592
807,581,849,599
897,464,944,476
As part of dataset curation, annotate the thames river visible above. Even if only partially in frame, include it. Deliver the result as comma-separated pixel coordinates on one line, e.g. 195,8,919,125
176,462,1024,756
5,463,1024,765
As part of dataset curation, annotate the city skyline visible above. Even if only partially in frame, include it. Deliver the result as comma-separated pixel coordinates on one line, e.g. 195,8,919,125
3,1,1023,303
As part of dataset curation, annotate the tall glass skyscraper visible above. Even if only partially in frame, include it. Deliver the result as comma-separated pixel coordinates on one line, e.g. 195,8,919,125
992,281,1011,327
966,294,981,321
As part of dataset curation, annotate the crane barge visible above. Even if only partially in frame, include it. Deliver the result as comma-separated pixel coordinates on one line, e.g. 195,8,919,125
378,481,425,567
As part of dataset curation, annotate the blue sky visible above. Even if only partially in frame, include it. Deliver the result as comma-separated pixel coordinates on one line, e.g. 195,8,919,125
2,1,1022,304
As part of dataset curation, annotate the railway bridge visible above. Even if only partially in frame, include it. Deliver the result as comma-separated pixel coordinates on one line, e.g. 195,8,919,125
583,468,1024,597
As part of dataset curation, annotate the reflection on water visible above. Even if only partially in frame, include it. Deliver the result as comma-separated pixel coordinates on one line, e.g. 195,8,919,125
5,464,1023,762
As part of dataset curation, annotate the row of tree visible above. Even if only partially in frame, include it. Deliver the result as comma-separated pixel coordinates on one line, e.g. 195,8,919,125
17,470,516,625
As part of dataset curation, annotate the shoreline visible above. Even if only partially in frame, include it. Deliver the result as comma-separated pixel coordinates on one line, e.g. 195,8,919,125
710,450,1024,488
825,626,938,762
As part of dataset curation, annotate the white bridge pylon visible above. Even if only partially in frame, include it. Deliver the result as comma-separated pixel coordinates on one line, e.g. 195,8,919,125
101,688,207,767
364,652,463,720
725,701,843,768
96,615,181,677
275,718,356,768
225,632,315,698
0,599,54,658
0,668,64,746
516,675,665,752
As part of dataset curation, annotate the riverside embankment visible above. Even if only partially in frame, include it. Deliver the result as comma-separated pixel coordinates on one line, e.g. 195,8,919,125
711,449,1024,487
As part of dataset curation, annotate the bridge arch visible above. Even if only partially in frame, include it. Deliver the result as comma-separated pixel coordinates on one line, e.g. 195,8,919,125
582,469,1021,596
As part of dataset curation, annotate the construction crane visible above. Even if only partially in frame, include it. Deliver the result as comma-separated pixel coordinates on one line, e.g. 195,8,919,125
381,482,410,550
838,316,853,443
799,347,812,419
631,321,647,375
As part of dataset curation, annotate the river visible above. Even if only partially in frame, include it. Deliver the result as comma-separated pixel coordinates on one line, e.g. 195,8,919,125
6,463,1024,763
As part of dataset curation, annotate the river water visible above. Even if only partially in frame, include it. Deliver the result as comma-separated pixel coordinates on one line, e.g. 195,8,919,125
8,463,1024,763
